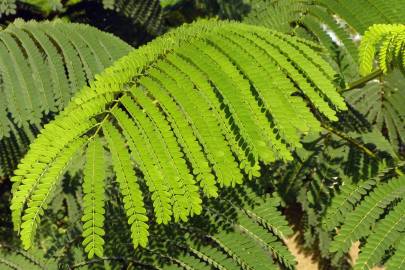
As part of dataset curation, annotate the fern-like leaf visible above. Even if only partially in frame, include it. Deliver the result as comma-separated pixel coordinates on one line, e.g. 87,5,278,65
0,19,131,139
103,122,149,249
244,0,405,81
354,199,405,270
345,69,405,154
102,0,164,35
385,234,405,269
0,244,56,270
18,138,86,249
11,19,347,252
0,19,131,179
329,176,405,257
359,23,405,75
0,0,16,17
323,180,376,231
159,191,296,269
81,137,106,258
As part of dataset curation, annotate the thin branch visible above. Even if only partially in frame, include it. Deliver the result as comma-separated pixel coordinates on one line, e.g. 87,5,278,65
321,125,405,176
342,69,383,92
320,124,377,159
71,257,157,269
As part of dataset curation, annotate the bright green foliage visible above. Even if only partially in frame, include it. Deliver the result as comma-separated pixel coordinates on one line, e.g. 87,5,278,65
359,24,405,75
0,19,131,139
103,122,149,249
329,176,405,259
10,19,347,256
2,0,405,269
81,137,106,259
15,138,87,250
244,1,405,159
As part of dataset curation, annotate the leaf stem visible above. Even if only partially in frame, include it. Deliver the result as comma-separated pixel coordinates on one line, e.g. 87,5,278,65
342,69,383,92
321,124,377,159
88,100,121,141
71,257,154,269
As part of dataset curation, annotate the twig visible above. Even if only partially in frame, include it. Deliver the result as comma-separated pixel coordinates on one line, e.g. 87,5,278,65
71,256,156,269
321,124,377,159
342,69,383,92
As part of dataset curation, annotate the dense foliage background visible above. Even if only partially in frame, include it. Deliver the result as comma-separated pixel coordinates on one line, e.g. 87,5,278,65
0,0,404,269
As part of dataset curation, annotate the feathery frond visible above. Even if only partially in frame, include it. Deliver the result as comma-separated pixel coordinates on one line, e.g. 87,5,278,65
271,109,397,259
11,19,347,256
0,244,56,270
81,137,106,259
354,199,405,270
385,234,405,270
323,180,377,231
244,0,405,81
0,0,16,17
152,190,296,270
359,23,405,75
102,0,164,35
345,69,405,154
0,19,131,178
103,122,150,249
0,19,131,139
329,176,405,260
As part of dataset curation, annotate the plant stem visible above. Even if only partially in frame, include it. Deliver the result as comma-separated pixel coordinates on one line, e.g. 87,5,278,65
71,257,154,269
321,124,377,159
342,69,383,92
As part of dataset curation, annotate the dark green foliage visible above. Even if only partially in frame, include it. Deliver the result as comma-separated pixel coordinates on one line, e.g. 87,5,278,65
241,7,405,266
345,70,405,155
0,19,131,177
0,243,57,270
102,0,164,35
259,103,402,266
1,0,405,269
0,19,131,137
244,0,405,80
107,186,296,270
162,0,251,22
328,175,405,268
354,199,405,270
0,0,16,17
0,124,38,177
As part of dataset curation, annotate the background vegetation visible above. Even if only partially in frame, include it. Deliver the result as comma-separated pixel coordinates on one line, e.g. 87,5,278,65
0,0,404,269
